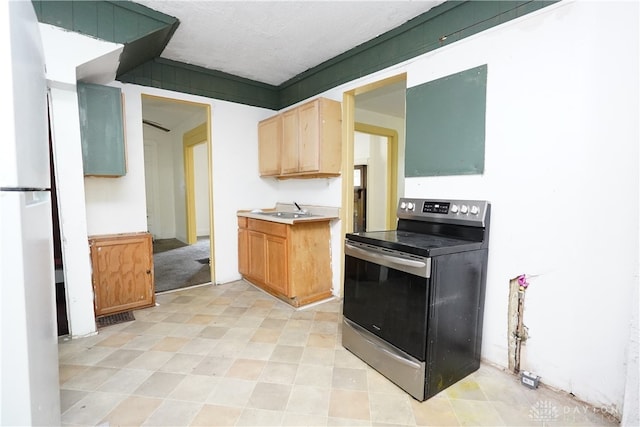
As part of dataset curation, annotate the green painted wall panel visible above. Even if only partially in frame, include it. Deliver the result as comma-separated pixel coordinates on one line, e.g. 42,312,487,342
96,3,116,41
118,58,280,110
113,6,138,43
138,15,161,36
38,0,73,29
150,62,162,82
36,1,176,41
73,2,98,36
405,65,487,177
161,63,176,84
175,68,190,87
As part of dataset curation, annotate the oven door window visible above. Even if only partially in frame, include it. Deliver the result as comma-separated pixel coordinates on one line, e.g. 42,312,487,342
343,254,429,360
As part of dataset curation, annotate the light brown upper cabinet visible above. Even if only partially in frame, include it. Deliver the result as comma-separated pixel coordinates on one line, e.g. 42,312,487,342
258,97,342,179
257,114,282,176
281,108,299,174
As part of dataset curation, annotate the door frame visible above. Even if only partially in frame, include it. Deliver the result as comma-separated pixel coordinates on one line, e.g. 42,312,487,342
183,121,215,282
340,73,406,296
183,123,209,244
140,94,214,284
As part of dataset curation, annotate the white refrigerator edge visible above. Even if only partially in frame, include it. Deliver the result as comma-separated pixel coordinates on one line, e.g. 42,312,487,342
0,1,61,425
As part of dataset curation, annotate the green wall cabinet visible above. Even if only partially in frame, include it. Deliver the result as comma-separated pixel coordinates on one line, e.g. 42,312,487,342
77,83,126,176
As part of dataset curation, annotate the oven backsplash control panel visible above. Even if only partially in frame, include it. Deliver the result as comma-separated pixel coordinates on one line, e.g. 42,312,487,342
398,198,489,227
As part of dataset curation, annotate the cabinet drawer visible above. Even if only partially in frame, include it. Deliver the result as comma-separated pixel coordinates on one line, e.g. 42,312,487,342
238,217,248,228
248,218,287,237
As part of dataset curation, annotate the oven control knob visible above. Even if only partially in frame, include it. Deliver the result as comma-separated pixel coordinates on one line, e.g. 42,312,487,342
407,202,415,211
450,204,459,214
470,205,480,215
400,202,407,209
460,205,469,214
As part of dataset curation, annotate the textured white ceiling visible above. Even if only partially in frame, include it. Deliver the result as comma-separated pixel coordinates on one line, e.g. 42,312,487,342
133,1,444,86
138,1,443,127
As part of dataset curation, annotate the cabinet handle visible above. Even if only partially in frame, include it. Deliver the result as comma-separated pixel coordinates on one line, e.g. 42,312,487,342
146,270,151,274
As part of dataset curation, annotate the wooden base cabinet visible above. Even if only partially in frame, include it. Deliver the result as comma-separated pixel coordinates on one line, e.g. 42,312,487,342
238,217,332,307
89,232,155,317
238,218,249,275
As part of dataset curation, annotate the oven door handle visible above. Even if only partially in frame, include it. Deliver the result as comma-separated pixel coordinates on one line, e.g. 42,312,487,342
345,243,431,278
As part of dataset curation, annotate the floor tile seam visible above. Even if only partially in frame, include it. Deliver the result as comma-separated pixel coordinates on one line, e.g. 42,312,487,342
60,389,128,418
236,406,287,426
447,394,509,426
366,390,417,426
150,395,213,406
59,370,122,390
140,398,205,427
280,383,331,419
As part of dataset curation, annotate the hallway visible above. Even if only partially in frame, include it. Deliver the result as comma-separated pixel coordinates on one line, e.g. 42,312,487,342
58,281,618,426
153,238,211,293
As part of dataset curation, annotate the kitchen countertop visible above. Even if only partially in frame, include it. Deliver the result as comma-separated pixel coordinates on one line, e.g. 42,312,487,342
237,203,340,225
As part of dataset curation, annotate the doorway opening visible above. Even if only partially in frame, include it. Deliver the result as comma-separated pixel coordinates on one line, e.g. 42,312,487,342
141,95,214,293
340,74,407,294
354,123,398,231
353,165,367,233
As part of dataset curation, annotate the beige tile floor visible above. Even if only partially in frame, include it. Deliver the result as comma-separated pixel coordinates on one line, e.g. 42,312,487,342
59,280,618,426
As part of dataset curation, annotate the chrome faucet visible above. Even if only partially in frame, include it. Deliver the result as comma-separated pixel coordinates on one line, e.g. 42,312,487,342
293,202,306,213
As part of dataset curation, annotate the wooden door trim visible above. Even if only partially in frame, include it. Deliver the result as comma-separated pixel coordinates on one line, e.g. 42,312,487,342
183,123,207,244
182,115,215,283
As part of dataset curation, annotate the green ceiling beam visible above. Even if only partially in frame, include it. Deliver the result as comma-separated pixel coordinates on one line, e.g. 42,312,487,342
31,0,179,76
278,0,557,107
32,0,557,111
118,58,280,110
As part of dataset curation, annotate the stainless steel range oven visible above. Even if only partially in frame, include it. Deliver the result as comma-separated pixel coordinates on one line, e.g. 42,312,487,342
342,198,490,401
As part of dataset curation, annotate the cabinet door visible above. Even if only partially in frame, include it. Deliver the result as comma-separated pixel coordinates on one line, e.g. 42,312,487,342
265,235,288,295
297,100,321,173
281,109,299,174
248,231,266,282
258,115,282,176
238,227,249,275
77,83,126,177
90,233,154,316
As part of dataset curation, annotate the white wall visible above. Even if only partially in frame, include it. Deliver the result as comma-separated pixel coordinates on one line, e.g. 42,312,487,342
194,143,210,236
84,89,148,235
168,115,208,242
355,109,406,199
367,135,387,231
317,0,638,416
354,132,388,231
40,23,123,338
156,133,177,238
399,1,637,414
